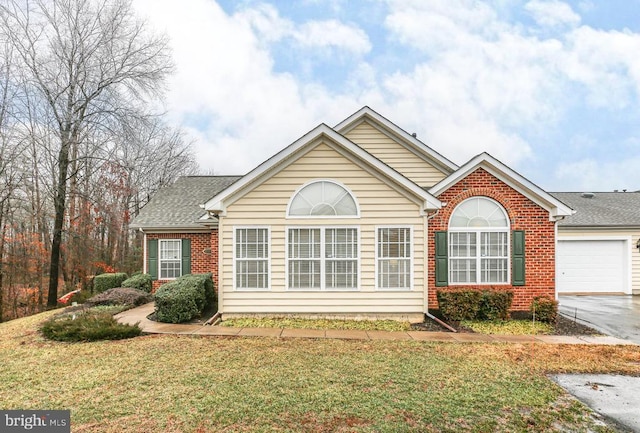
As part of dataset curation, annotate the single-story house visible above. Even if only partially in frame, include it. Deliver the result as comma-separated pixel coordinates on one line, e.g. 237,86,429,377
131,106,635,322
553,192,640,295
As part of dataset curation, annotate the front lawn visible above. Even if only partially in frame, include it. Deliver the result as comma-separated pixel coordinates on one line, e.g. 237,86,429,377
1,312,639,432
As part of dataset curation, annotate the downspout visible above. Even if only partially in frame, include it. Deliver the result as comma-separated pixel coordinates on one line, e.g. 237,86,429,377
214,210,224,317
424,208,457,332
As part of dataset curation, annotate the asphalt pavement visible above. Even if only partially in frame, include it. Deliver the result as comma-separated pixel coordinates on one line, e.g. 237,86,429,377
552,374,640,432
559,295,640,345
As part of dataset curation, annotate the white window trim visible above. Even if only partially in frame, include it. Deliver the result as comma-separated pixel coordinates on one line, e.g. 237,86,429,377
375,225,414,291
233,226,271,291
286,179,361,219
159,239,182,280
448,198,511,285
285,225,361,291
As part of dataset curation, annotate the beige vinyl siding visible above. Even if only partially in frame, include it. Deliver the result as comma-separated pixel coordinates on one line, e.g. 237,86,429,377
558,228,639,295
219,142,427,315
344,121,446,188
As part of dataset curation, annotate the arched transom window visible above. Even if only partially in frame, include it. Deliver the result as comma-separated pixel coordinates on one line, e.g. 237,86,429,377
288,180,358,217
448,197,509,284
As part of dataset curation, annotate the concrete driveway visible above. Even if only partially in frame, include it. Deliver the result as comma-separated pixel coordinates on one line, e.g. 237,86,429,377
559,295,640,344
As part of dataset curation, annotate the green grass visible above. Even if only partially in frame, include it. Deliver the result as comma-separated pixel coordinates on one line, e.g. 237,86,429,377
222,317,412,331
461,320,554,335
2,311,639,432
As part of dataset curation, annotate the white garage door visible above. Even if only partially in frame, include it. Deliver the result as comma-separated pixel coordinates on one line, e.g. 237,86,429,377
557,239,628,294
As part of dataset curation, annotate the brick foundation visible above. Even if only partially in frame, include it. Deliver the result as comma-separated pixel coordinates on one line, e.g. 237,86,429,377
427,168,556,311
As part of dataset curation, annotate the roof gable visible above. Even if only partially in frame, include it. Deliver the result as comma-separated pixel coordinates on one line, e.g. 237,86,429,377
430,153,574,220
203,124,442,215
334,106,458,175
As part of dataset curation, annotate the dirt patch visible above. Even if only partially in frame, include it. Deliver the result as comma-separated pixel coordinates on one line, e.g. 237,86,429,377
551,315,601,336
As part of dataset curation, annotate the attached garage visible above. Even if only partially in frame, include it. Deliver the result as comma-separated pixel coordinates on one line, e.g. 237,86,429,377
557,238,631,295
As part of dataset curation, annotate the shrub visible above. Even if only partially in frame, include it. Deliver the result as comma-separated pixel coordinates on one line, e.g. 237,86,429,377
178,273,216,307
531,296,558,323
41,310,142,342
154,273,215,324
121,273,153,293
85,287,153,308
437,290,482,321
478,290,514,320
93,272,128,294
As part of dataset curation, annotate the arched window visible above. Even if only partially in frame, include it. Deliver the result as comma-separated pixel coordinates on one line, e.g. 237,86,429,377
288,180,358,217
448,197,509,284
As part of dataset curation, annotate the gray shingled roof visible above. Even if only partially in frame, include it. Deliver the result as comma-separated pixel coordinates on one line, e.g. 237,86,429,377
552,192,640,227
131,176,241,230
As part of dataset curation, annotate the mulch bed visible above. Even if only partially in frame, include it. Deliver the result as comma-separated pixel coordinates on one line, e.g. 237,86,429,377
412,312,600,335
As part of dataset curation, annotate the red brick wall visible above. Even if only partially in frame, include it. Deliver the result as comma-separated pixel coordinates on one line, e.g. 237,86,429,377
427,168,556,311
148,231,219,292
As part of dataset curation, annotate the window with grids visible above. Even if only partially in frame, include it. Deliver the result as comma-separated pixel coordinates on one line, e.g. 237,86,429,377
377,227,412,289
159,240,181,279
235,228,269,290
288,227,358,290
449,197,509,284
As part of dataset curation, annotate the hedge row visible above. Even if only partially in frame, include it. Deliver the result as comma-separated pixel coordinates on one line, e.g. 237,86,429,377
437,289,514,321
122,273,153,293
154,273,215,324
93,273,128,294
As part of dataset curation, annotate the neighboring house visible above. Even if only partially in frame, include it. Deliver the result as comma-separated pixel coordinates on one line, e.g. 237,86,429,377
131,107,576,322
554,192,640,295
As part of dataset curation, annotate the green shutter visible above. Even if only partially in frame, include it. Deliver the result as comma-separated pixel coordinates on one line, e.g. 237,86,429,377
435,231,448,287
148,239,158,281
181,238,191,276
512,230,525,286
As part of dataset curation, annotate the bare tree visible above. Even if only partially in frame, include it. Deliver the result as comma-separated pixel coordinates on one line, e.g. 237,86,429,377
0,0,173,306
0,39,24,321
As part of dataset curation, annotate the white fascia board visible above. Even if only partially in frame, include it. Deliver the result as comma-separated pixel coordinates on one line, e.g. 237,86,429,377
334,106,459,173
204,122,442,214
430,152,574,218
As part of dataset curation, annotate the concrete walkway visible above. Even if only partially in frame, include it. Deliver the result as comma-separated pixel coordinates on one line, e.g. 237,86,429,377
115,303,637,345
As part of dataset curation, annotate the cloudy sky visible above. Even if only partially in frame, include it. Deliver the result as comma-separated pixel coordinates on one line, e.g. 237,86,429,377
132,0,640,192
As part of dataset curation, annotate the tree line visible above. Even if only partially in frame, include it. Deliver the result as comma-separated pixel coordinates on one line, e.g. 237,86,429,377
0,0,198,321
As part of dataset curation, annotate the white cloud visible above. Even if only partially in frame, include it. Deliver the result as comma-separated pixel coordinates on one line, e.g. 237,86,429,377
561,26,640,109
525,0,581,28
238,4,371,55
294,20,371,54
132,0,364,174
131,0,640,190
555,158,640,191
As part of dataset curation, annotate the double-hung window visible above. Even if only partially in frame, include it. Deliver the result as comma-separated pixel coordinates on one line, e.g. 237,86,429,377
235,228,269,290
377,227,412,289
159,239,182,279
448,197,509,284
288,227,358,290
